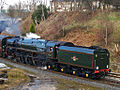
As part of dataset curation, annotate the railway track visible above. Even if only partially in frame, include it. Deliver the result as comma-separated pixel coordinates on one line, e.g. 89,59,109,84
49,70,120,88
104,72,120,87
108,72,120,78
0,57,120,90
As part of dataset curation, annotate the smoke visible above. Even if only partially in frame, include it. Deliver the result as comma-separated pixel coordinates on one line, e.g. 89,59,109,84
0,13,9,33
0,19,8,33
0,12,21,36
26,32,41,39
5,18,21,36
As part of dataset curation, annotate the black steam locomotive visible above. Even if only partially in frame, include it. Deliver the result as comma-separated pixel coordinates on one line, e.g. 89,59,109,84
0,35,110,79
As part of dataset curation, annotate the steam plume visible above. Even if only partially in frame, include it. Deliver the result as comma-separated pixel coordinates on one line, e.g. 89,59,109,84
0,12,21,36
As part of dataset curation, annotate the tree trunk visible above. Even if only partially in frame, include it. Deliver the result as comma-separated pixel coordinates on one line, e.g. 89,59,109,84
105,27,108,46
70,1,72,11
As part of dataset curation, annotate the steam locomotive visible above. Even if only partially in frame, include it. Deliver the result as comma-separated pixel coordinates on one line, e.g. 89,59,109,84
0,35,110,79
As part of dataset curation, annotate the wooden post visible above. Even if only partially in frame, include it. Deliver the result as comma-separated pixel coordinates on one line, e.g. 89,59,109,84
40,0,45,21
62,26,65,36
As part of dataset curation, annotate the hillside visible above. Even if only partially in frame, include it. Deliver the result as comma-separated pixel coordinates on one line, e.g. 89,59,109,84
21,11,96,46
20,11,120,73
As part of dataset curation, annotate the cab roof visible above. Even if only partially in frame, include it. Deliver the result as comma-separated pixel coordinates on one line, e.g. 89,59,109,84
59,46,95,55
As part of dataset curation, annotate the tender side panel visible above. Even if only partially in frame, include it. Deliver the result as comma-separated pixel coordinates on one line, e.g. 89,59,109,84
58,50,93,69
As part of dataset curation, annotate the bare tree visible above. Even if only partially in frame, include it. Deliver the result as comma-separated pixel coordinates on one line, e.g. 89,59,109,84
26,0,41,11
8,5,16,18
0,0,6,12
8,1,30,18
86,0,93,10
7,5,19,24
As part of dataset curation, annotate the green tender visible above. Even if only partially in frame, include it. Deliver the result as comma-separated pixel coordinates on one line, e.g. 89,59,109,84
58,50,94,69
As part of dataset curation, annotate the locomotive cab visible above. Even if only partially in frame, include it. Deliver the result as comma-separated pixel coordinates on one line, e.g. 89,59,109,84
46,41,74,59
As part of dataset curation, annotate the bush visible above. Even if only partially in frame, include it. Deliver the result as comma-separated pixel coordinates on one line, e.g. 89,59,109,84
29,22,35,33
32,4,50,24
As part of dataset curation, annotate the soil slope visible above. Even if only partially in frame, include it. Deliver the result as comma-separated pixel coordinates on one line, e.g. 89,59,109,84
21,11,95,46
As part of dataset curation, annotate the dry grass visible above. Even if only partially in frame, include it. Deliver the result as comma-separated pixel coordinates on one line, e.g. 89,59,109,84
0,68,30,89
58,30,95,46
20,11,92,39
54,77,102,90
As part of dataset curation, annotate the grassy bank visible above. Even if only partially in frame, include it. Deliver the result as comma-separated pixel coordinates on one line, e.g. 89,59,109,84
0,68,30,89
54,77,102,90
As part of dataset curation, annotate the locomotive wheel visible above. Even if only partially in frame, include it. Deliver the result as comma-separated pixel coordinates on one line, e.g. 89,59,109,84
89,74,96,79
2,53,7,58
51,64,60,72
72,70,76,75
47,64,52,70
72,71,81,76
60,67,68,73
47,63,59,71
27,57,33,65
81,71,86,77
0,80,4,84
13,58,17,62
7,55,13,60
16,57,21,63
